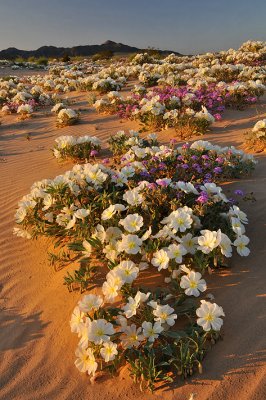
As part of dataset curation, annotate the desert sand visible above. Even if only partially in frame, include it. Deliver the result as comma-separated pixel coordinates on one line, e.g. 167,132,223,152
0,88,265,400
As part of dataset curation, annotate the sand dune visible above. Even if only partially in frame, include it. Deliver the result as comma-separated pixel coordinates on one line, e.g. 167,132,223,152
0,92,265,400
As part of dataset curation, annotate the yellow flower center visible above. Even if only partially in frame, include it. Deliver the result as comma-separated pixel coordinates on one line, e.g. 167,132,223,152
205,313,214,322
130,221,138,228
189,280,197,289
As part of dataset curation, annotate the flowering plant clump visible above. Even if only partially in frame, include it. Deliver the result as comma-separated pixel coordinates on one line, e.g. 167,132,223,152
93,87,218,137
80,76,125,94
14,134,254,391
14,138,252,282
244,119,266,152
51,102,66,114
118,139,256,183
71,286,224,391
107,130,159,155
92,77,124,94
131,53,156,65
56,108,79,127
2,99,39,115
53,135,102,162
17,103,35,119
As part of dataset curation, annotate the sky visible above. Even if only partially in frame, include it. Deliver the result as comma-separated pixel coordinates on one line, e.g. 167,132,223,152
0,0,265,54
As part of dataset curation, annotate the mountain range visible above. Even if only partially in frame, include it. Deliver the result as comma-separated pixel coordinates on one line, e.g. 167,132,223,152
0,40,182,59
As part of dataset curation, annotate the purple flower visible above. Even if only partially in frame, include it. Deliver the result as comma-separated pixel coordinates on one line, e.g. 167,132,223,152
214,113,222,121
196,192,209,204
90,150,98,157
234,189,244,196
147,183,157,190
181,164,189,169
170,138,177,145
140,171,150,177
215,157,224,164
158,162,167,170
214,167,222,174
156,179,170,187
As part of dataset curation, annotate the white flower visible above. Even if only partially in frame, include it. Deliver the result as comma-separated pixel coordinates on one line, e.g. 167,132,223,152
119,213,143,233
44,212,53,222
55,135,76,148
105,227,122,242
142,321,163,342
78,317,91,348
120,324,144,349
85,164,108,187
42,194,54,210
101,205,117,220
70,306,85,334
15,208,27,223
196,300,225,331
122,296,140,318
233,235,250,256
231,217,245,235
103,241,119,262
75,208,90,220
228,205,248,224
87,319,115,344
100,341,118,362
65,216,76,230
134,291,151,303
118,234,143,254
92,224,106,243
197,229,221,254
82,240,92,256
153,304,177,326
252,119,266,132
123,188,144,206
74,347,98,375
167,243,187,263
180,233,198,254
147,133,157,141
102,275,123,303
115,260,139,284
162,209,193,233
13,227,31,239
219,233,232,257
151,249,170,271
180,270,207,297
78,294,103,313
141,226,152,241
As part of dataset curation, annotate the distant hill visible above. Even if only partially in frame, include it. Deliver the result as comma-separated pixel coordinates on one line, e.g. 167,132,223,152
0,40,182,60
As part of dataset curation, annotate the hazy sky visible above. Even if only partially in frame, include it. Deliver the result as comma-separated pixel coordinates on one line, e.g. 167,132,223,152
0,0,265,54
